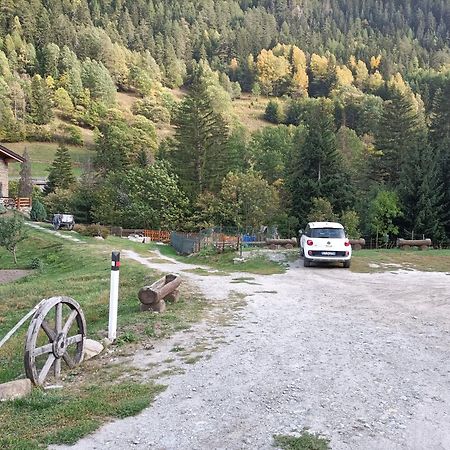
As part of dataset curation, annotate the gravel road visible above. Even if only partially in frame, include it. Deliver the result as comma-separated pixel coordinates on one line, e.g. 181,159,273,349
52,252,450,450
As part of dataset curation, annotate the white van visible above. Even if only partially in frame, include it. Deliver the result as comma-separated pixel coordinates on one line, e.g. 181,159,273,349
299,222,352,268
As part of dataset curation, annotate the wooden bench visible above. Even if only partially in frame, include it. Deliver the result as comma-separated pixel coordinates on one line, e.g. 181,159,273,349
138,274,182,313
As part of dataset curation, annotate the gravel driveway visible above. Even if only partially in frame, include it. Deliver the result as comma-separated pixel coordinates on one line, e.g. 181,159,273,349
52,253,450,450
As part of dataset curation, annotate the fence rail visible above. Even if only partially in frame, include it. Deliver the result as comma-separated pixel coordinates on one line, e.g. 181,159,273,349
0,197,32,208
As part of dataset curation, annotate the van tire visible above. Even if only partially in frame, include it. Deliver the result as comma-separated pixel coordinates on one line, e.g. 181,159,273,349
304,258,311,267
343,260,351,268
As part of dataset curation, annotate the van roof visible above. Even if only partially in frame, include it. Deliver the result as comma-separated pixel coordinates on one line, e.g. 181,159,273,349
308,222,344,229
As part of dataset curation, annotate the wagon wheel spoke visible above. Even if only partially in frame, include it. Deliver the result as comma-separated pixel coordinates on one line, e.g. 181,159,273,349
63,352,76,369
66,334,83,346
54,357,61,379
33,343,53,357
62,310,78,335
38,354,56,385
55,302,63,333
41,320,56,341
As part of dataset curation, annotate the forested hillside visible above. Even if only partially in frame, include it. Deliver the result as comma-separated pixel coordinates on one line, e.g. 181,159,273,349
1,0,450,242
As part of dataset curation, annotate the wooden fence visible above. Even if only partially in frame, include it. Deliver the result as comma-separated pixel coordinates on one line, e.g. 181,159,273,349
0,197,31,209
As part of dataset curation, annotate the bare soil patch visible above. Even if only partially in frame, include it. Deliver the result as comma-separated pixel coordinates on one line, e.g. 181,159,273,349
0,270,32,284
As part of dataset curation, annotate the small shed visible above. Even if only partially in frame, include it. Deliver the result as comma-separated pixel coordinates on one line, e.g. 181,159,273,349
0,144,25,198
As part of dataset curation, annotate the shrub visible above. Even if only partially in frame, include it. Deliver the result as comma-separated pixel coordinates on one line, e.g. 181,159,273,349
264,100,283,124
0,204,6,214
29,257,44,270
75,223,109,239
132,97,171,123
30,199,47,221
57,124,83,146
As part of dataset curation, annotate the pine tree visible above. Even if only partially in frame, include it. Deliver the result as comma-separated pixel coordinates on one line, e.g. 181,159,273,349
430,82,450,236
18,148,33,197
398,143,445,242
287,99,352,226
373,88,424,186
29,74,53,125
44,144,75,195
169,67,231,199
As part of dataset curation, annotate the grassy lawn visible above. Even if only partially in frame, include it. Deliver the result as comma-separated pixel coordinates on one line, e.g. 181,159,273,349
155,243,286,275
0,228,207,449
7,142,94,179
351,248,450,273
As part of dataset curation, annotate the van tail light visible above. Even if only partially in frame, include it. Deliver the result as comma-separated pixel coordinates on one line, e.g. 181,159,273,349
307,240,314,246
345,251,349,256
344,241,350,247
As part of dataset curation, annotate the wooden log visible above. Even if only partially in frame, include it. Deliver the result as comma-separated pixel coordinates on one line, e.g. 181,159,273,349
138,274,182,305
266,238,297,246
140,300,166,313
284,243,293,249
397,238,432,249
165,289,180,303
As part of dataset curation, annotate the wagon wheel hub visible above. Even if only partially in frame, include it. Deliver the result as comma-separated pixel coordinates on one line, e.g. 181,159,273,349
53,333,68,358
24,296,87,386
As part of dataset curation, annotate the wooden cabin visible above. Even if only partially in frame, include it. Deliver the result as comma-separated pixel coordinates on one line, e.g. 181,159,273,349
0,143,25,198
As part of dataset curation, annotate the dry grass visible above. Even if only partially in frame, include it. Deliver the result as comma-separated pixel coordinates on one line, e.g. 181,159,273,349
351,248,450,273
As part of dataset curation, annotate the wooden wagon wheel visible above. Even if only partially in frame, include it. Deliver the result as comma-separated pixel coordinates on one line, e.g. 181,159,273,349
24,296,86,386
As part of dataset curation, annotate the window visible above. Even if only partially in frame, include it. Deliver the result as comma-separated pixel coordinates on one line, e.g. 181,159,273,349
310,228,345,239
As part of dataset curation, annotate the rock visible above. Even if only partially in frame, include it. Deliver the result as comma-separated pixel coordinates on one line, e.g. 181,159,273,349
84,339,104,360
0,379,32,401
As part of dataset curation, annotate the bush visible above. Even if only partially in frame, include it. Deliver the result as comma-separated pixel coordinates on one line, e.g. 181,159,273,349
264,100,283,124
30,199,47,221
0,204,6,214
57,124,83,146
132,97,171,123
29,257,44,270
74,223,109,239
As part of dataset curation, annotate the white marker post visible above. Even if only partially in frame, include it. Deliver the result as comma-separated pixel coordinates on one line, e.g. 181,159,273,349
108,251,120,342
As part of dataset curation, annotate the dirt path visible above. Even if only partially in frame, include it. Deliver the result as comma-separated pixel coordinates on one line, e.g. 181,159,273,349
0,269,32,284
52,252,450,450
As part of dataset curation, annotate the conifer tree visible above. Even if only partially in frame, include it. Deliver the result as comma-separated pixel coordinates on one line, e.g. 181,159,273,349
44,144,75,195
169,66,231,199
18,148,33,198
29,74,53,125
373,88,424,186
287,100,352,226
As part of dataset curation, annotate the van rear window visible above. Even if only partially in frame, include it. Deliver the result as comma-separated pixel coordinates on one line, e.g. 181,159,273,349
311,228,345,238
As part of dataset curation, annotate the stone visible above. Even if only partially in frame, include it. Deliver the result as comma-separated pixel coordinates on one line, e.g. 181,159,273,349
83,339,104,361
0,379,32,401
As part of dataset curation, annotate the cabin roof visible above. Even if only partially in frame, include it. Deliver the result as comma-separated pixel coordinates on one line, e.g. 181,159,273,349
0,144,25,163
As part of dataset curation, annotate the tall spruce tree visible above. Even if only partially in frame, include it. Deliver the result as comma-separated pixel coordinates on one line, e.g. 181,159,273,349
44,144,75,195
169,66,231,199
430,82,450,236
18,148,33,197
398,143,445,242
29,74,53,125
373,88,424,186
287,99,352,226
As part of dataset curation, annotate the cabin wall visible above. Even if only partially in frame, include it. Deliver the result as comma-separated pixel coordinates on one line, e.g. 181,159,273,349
0,157,8,197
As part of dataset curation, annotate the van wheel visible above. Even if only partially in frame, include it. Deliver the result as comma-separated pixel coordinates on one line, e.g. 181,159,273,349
300,247,304,257
343,260,351,268
304,258,311,267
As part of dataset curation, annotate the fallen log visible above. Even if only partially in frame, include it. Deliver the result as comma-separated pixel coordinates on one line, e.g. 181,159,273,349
265,238,297,248
397,238,432,250
138,274,182,312
349,238,366,250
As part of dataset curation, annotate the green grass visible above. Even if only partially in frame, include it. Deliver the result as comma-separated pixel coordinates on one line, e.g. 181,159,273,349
157,245,286,275
351,248,450,273
0,383,165,449
7,142,94,179
273,431,330,450
0,227,209,448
